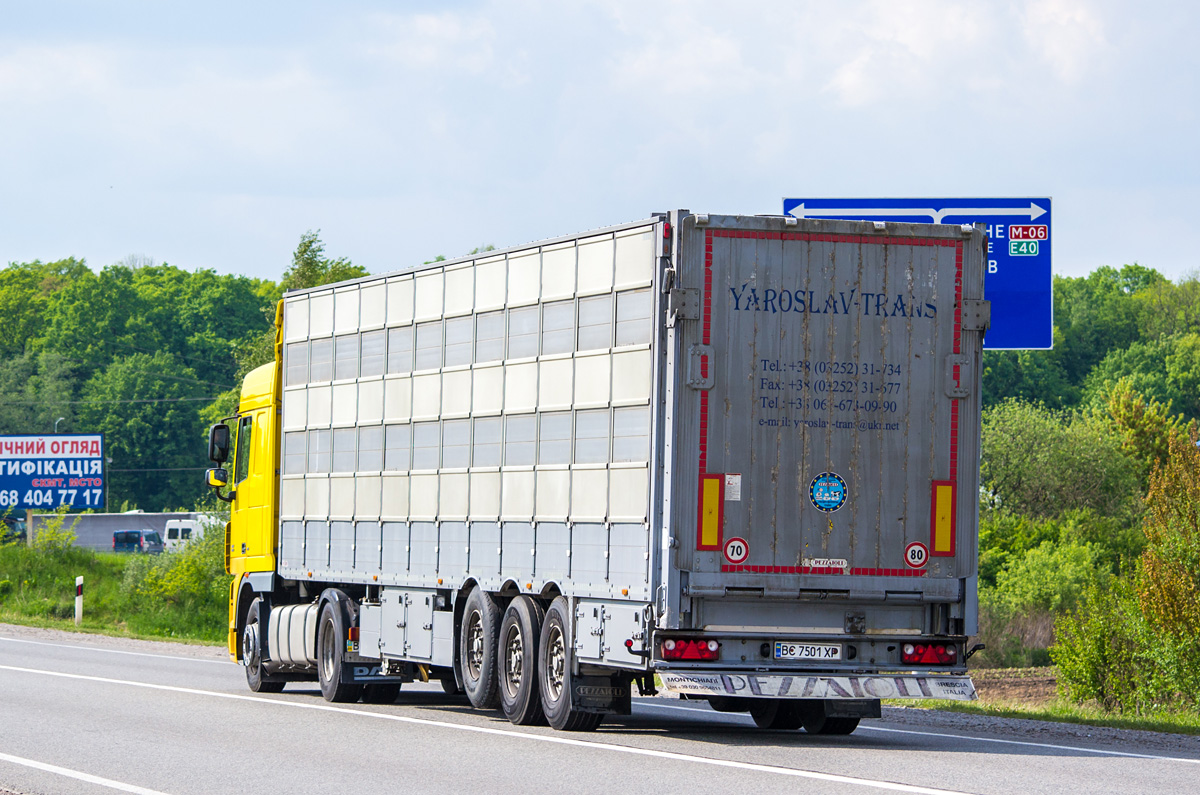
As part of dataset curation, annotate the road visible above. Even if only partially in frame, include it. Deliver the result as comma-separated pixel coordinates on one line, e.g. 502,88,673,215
2,624,1198,795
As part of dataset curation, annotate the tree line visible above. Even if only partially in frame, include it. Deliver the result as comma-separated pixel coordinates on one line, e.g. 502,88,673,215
0,232,365,510
4,241,1200,714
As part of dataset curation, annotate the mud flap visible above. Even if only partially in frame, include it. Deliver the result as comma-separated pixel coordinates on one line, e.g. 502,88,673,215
572,676,632,715
343,660,413,684
818,699,881,719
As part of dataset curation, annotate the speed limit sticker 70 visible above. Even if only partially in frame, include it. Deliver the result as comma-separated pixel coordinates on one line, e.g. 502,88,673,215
904,542,928,569
723,537,749,564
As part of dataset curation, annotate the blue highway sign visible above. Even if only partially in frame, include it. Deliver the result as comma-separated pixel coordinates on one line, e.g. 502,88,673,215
782,198,1052,350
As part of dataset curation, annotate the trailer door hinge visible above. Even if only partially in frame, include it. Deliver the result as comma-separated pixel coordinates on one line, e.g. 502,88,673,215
669,288,699,322
960,300,991,332
944,354,972,398
687,345,715,390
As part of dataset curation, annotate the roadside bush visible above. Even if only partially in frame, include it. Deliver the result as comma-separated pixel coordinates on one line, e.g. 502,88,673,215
31,507,82,554
122,526,229,606
1053,431,1200,714
1053,579,1147,711
974,540,1106,669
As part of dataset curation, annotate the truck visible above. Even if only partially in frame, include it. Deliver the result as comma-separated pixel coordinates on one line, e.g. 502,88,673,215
205,211,988,733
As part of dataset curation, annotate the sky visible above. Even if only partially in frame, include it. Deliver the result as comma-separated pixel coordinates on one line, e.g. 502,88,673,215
2,0,1197,284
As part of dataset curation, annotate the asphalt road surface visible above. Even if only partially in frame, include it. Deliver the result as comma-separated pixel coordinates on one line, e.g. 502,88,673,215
2,624,1199,795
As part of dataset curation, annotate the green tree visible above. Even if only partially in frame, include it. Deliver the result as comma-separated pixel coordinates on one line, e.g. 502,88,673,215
980,399,1140,520
77,351,209,510
0,258,89,357
1134,271,1200,339
1104,378,1195,486
981,336,1076,410
1138,431,1200,640
1052,264,1158,387
280,230,368,291
0,351,76,435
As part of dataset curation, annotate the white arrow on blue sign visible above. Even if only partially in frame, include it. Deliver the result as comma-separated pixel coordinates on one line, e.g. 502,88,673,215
782,198,1052,350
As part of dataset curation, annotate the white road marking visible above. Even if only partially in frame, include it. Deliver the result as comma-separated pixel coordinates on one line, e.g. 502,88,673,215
0,663,969,795
637,700,1200,764
0,635,228,665
0,751,169,795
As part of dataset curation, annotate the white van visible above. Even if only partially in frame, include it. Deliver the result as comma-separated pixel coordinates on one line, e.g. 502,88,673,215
163,518,204,552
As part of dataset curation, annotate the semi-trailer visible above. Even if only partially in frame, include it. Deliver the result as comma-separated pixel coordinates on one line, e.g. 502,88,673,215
206,210,987,733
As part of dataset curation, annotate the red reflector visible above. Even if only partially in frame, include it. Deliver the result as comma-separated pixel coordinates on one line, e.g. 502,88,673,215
660,638,720,661
348,627,359,642
901,642,955,665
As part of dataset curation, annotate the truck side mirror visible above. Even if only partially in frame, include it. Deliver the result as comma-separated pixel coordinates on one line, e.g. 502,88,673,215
208,423,231,464
205,468,234,503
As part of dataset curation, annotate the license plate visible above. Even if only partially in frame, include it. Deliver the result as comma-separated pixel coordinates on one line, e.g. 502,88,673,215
773,642,841,661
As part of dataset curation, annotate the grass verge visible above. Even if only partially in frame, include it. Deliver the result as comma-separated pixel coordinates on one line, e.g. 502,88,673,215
0,539,227,645
885,696,1200,736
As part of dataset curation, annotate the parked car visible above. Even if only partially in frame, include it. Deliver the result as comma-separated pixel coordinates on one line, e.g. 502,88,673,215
1,516,26,544
112,529,164,554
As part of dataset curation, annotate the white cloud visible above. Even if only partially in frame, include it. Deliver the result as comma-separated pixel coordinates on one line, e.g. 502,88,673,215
1020,0,1108,83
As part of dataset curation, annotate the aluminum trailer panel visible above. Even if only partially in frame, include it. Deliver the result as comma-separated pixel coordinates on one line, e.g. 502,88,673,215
662,213,985,641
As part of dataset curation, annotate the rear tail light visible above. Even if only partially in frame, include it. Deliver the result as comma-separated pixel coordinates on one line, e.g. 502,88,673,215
659,638,720,661
901,643,957,665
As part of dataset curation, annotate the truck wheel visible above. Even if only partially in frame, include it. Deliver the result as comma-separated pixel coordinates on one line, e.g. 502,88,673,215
499,596,546,725
749,699,804,730
243,598,285,694
802,712,860,735
538,597,602,732
460,587,502,709
361,684,401,704
440,671,464,695
318,602,363,703
707,696,752,713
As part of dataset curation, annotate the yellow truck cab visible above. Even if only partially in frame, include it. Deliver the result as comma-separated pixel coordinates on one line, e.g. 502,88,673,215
221,361,280,655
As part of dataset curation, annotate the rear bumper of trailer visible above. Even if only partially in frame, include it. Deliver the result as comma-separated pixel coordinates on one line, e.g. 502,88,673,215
657,671,976,701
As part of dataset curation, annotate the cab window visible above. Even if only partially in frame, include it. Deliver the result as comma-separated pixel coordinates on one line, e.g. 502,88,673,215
234,415,253,485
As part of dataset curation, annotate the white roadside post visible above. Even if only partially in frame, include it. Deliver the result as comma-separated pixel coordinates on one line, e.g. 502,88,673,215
75,576,83,626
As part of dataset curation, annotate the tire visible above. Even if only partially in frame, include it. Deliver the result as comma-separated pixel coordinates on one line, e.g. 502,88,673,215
318,602,363,703
538,597,603,732
750,699,805,730
499,596,547,725
361,683,401,704
802,712,861,735
459,587,503,709
243,598,285,694
708,696,753,713
440,674,463,695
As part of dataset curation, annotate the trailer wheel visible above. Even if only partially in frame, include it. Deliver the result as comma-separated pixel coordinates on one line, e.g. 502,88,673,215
749,699,804,730
243,598,285,694
460,587,502,709
318,602,363,703
538,597,602,732
499,596,547,725
802,712,860,735
361,684,401,704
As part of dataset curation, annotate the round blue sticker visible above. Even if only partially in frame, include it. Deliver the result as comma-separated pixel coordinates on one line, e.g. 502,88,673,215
809,472,847,513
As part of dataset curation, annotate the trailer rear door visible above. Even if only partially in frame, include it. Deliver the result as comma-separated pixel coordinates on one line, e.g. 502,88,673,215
672,214,986,613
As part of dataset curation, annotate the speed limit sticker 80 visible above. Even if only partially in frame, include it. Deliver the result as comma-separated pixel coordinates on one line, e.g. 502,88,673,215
904,542,928,569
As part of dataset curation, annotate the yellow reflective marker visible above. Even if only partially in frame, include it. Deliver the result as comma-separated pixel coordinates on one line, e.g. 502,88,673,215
698,475,723,549
932,482,955,554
